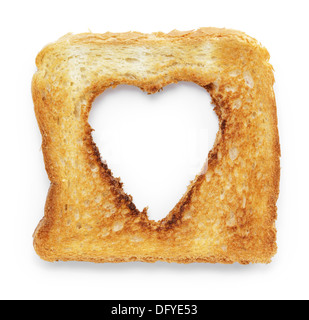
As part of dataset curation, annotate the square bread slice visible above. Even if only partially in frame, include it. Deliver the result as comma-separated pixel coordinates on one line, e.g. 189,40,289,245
32,28,280,264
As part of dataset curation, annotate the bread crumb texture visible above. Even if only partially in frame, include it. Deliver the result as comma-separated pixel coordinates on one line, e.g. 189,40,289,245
32,28,280,264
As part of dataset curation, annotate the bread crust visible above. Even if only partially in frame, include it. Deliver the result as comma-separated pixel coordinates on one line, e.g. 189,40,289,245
32,28,280,264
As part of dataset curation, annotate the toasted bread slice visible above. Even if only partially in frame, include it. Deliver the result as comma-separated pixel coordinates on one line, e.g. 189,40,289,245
32,28,280,264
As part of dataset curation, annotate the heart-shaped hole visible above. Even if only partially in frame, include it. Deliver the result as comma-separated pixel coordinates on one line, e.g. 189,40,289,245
89,82,218,221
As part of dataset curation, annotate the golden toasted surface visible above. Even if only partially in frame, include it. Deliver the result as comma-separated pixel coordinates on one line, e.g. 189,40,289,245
32,28,280,264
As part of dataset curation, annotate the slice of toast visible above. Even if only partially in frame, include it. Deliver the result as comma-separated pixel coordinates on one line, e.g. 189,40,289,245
32,28,280,264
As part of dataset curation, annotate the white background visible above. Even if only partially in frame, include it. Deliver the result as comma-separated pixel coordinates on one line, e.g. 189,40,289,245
0,0,308,300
